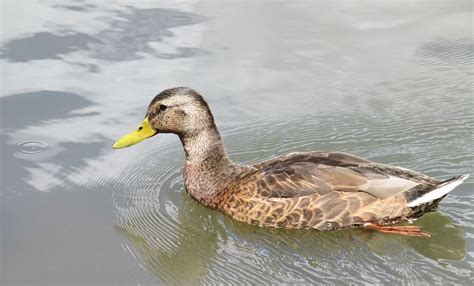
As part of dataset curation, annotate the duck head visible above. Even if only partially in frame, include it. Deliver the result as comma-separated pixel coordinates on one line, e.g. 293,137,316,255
112,87,215,149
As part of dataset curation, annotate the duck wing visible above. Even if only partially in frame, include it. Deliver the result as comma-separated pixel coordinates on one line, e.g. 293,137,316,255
247,152,437,200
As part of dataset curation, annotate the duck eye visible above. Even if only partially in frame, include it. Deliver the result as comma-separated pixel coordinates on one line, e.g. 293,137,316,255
160,104,167,111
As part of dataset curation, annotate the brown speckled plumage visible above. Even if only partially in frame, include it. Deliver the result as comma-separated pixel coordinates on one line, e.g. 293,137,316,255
214,152,439,230
125,87,468,232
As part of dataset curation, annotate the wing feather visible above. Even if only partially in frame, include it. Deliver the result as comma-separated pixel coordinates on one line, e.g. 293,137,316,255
246,152,424,200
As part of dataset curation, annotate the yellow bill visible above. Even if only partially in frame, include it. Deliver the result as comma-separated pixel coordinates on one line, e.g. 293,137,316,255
112,118,157,149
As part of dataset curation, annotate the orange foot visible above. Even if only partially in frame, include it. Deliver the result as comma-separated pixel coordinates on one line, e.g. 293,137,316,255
364,223,431,238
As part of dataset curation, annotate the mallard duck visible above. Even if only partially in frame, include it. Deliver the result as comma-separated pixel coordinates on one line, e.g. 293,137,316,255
113,87,469,237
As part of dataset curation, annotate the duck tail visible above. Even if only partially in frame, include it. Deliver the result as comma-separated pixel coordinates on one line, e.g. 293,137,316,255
406,174,470,208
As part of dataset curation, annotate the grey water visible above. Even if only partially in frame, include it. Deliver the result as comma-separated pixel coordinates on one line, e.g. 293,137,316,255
1,0,473,284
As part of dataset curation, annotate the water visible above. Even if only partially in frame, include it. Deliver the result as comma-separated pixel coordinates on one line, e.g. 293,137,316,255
1,0,473,284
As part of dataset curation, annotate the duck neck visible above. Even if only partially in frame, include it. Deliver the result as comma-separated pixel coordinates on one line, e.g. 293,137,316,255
180,127,238,207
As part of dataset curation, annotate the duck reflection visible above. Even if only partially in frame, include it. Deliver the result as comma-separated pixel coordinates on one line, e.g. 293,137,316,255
115,196,224,285
117,204,465,284
225,209,466,262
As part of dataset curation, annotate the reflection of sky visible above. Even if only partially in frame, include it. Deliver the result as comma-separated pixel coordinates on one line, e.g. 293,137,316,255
0,7,205,62
0,0,472,284
0,91,98,193
0,0,205,194
1,0,204,283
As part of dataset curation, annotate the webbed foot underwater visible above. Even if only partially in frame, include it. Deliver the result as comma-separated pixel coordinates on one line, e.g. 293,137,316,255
113,87,469,237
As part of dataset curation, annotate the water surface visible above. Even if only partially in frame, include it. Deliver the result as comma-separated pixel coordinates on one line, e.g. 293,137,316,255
1,0,473,284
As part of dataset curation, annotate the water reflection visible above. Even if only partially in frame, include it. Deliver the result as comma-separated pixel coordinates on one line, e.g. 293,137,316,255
359,212,465,261
0,32,102,62
0,90,95,128
0,90,104,194
0,6,205,62
116,197,466,284
91,7,206,61
115,198,222,285
1,0,472,284
53,3,97,12
408,213,466,261
1,132,108,194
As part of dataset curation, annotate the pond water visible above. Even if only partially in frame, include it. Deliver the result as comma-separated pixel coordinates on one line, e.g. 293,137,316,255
1,0,473,284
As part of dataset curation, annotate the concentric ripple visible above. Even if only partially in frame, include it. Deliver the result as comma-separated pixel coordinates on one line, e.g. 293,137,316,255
112,109,472,284
14,140,49,155
107,1,472,284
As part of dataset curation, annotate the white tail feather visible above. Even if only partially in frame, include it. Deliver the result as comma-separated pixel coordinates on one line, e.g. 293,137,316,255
407,174,470,207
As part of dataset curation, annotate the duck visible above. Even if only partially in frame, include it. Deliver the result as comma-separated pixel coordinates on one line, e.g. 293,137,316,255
113,87,469,237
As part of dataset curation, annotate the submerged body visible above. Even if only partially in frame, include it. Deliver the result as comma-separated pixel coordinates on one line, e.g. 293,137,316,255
113,87,469,235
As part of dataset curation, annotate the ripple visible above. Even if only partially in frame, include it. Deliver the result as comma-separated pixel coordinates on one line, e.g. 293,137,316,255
416,38,474,67
112,118,472,284
109,81,473,282
14,140,49,155
102,2,473,284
